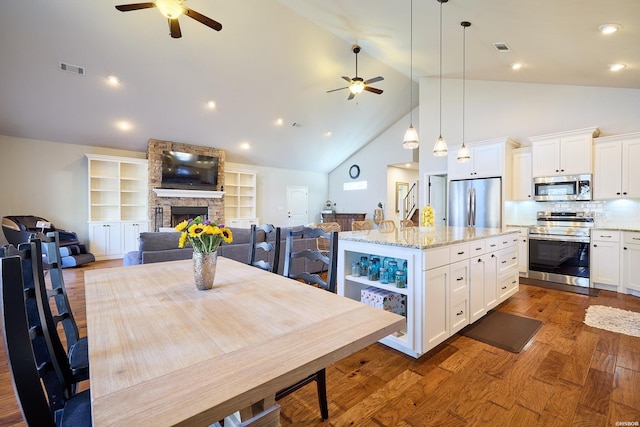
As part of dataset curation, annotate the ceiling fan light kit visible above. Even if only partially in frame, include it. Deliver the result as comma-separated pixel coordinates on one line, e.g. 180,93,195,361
327,45,384,100
433,0,448,157
115,0,222,39
457,21,472,163
403,0,419,150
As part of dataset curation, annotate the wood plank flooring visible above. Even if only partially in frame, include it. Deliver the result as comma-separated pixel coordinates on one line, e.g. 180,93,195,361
1,260,639,426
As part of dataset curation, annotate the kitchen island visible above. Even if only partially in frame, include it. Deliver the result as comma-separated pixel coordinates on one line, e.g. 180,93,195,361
337,226,520,358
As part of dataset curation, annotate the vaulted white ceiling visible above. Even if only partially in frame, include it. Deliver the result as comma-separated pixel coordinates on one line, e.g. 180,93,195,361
0,1,637,173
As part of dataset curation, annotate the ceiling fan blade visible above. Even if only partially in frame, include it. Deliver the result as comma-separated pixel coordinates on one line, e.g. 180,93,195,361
169,18,182,38
364,76,384,85
326,87,349,93
364,86,383,95
341,76,352,83
183,7,223,31
347,92,356,100
115,3,155,12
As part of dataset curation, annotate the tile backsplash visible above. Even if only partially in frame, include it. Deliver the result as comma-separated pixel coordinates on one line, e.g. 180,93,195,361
505,199,640,229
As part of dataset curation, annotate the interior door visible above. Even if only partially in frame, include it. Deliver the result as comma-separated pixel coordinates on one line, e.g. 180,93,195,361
286,186,308,227
427,175,447,226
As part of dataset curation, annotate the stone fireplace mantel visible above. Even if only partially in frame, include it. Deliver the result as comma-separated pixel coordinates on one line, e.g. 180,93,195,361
153,188,225,199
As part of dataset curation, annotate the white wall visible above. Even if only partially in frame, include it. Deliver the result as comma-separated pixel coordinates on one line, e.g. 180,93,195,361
419,77,640,182
0,136,330,246
0,135,146,245
225,161,328,226
327,108,418,222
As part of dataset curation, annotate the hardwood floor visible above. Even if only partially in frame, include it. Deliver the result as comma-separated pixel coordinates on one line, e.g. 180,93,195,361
1,260,639,426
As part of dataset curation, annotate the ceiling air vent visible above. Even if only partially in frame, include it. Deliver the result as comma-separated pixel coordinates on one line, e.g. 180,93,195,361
492,42,511,52
59,62,85,75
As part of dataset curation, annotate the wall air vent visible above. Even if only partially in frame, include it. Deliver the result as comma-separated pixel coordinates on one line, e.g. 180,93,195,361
492,42,511,52
59,62,85,75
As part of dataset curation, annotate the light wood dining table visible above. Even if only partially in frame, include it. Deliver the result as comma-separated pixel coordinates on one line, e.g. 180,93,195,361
84,257,405,426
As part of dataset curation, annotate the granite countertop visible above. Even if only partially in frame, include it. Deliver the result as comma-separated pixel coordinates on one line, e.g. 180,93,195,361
594,225,640,232
338,226,518,250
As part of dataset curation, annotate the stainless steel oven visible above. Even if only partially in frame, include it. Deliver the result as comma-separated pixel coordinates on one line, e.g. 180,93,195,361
528,211,593,287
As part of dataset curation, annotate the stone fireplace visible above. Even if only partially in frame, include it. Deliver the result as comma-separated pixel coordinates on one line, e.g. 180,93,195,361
147,139,225,231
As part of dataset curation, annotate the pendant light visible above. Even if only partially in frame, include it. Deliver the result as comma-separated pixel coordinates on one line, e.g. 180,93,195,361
457,21,471,162
403,0,419,149
433,0,448,157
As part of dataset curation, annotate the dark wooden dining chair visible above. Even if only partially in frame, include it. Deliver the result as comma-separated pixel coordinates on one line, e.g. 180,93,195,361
278,226,339,420
248,224,281,274
1,255,92,426
41,231,89,382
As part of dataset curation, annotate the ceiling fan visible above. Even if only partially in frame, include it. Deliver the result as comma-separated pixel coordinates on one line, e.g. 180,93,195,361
327,45,384,101
115,0,222,39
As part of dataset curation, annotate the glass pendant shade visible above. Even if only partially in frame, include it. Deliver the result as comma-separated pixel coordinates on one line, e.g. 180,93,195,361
457,143,470,162
433,135,448,157
403,125,419,149
156,0,184,18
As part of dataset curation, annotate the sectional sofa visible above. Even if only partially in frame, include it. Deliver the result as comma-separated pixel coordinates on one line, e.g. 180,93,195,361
123,226,325,275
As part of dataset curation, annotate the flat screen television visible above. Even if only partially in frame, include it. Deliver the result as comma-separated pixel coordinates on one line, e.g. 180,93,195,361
160,150,219,190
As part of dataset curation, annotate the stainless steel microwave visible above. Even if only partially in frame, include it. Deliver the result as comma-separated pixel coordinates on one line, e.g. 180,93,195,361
533,174,592,201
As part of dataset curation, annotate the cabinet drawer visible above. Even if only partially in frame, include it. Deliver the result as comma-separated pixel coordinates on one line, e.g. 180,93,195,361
450,260,468,302
497,247,518,273
450,298,469,334
424,247,449,270
624,231,640,245
449,242,470,263
593,230,620,242
469,240,487,256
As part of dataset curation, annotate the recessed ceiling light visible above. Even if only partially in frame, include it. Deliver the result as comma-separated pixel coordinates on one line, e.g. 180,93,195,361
324,131,332,137
106,75,120,85
599,24,622,35
608,63,626,71
116,120,132,131
207,100,216,109
275,118,283,126
240,142,250,150
511,63,523,70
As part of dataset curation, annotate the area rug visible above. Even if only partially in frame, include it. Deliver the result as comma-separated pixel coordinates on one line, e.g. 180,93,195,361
584,305,640,337
460,310,543,353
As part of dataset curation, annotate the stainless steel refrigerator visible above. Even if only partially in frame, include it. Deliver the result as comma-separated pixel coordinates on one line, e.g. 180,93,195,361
448,177,502,228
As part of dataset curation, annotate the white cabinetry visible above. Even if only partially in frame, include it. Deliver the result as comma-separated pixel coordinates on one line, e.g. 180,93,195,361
86,154,149,260
530,127,599,177
593,133,640,200
511,148,533,200
508,226,529,276
447,138,519,181
622,232,640,296
224,170,258,228
591,230,621,291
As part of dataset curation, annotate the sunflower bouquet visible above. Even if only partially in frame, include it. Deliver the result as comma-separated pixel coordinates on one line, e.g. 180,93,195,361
175,216,233,253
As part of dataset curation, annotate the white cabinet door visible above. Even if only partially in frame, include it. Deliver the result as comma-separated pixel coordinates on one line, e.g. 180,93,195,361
511,149,533,200
591,230,620,289
594,141,623,199
122,222,148,254
89,222,122,258
448,143,503,180
469,256,487,323
424,265,449,353
622,232,640,293
622,137,640,198
560,134,592,175
532,139,560,177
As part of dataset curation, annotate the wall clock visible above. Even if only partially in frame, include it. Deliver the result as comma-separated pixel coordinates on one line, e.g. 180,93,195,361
349,164,360,179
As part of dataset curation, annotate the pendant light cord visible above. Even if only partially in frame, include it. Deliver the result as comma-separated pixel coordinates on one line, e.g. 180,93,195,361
438,0,443,136
409,0,413,125
462,22,466,146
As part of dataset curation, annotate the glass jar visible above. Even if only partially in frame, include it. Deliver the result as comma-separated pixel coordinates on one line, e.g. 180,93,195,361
379,267,390,284
387,261,398,281
367,259,379,281
395,270,406,288
351,261,360,277
359,256,368,276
